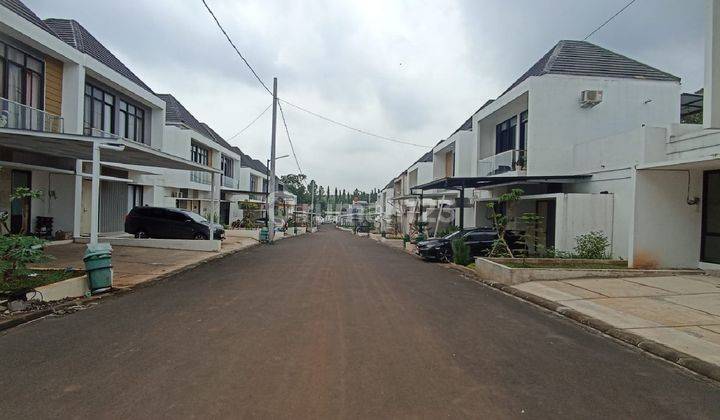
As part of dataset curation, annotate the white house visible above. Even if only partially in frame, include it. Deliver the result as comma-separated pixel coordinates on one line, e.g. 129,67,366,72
0,1,214,242
413,36,706,267
0,0,278,241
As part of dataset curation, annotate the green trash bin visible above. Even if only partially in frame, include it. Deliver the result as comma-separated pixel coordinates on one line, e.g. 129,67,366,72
83,243,113,293
259,227,269,243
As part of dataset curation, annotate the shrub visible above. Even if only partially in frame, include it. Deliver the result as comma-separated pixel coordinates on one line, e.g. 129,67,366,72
0,235,49,284
574,231,610,259
436,225,460,237
452,238,471,266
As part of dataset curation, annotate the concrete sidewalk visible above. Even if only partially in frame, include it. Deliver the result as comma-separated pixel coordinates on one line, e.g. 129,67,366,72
515,276,720,367
36,236,257,288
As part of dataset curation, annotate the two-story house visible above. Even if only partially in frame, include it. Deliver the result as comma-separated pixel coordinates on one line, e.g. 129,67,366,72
416,39,682,262
0,1,213,242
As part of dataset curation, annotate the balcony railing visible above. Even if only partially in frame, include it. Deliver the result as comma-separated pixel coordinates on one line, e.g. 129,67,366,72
190,170,211,185
222,175,238,188
83,125,121,139
0,98,64,133
478,149,526,177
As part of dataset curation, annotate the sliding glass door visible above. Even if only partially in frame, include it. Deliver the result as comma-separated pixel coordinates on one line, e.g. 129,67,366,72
702,170,720,264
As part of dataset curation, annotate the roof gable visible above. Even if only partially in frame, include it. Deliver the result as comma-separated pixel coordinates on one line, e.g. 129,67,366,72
44,18,153,93
502,40,679,96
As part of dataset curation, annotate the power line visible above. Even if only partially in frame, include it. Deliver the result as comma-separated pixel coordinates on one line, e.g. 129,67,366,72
226,103,271,141
201,0,431,152
277,101,304,176
201,0,272,94
279,99,430,148
583,0,638,41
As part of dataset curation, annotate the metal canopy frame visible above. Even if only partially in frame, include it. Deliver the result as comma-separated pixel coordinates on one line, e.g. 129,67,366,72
410,174,591,229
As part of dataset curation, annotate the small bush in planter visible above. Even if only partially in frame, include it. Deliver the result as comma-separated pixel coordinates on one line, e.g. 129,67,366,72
574,231,611,259
451,238,471,266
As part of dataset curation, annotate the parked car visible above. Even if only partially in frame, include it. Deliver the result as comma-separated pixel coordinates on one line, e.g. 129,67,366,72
124,207,225,240
416,228,520,262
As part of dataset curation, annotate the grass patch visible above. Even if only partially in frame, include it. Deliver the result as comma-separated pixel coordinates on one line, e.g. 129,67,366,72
466,262,476,270
0,269,83,296
502,261,628,270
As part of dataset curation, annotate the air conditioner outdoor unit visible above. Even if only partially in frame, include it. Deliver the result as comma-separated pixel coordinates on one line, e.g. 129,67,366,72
580,90,603,108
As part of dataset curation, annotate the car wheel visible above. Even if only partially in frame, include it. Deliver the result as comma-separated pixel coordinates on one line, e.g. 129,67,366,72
194,232,208,240
135,229,148,239
439,249,451,263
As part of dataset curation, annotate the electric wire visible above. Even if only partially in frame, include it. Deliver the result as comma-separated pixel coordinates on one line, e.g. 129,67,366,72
201,0,431,150
583,0,639,40
226,103,272,141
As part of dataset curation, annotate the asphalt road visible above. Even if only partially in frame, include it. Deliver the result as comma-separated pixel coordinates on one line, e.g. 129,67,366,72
1,226,719,419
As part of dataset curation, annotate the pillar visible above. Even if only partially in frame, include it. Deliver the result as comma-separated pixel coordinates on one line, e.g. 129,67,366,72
704,0,720,128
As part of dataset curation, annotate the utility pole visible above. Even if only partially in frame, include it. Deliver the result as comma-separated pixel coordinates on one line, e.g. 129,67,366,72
310,181,315,231
268,77,278,242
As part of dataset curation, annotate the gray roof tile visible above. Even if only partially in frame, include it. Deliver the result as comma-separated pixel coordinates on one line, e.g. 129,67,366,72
503,40,679,95
0,0,56,36
44,18,153,93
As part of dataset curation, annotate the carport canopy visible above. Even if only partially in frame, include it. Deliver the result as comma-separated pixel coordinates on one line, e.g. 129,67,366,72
410,174,591,229
411,174,591,192
0,129,220,172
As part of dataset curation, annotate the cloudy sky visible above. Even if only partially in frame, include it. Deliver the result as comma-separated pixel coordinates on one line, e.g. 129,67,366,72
31,0,706,191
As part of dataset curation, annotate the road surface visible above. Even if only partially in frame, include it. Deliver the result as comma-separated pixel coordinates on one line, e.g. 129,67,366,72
1,226,718,419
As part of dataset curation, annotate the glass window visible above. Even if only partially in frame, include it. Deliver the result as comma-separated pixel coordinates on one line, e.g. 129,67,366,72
191,143,209,165
118,110,126,138
495,116,517,154
7,63,22,102
84,84,115,135
519,111,528,151
26,56,42,73
6,47,24,64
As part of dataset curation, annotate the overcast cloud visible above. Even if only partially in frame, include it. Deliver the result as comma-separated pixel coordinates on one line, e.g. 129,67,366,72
30,0,706,190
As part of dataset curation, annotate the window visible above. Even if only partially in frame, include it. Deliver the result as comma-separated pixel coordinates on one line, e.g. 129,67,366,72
129,185,143,208
84,84,114,135
0,42,45,130
519,111,528,151
221,155,233,177
191,143,209,165
250,175,257,192
495,116,517,154
119,100,145,143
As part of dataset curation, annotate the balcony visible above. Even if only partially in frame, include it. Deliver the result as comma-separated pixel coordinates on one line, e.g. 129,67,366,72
83,125,120,139
0,98,63,133
190,170,211,185
478,149,526,177
222,175,238,189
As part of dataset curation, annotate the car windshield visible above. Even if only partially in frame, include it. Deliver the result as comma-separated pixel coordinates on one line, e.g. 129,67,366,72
443,230,463,240
183,211,207,223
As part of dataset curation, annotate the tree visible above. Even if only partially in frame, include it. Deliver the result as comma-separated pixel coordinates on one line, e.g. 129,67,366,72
486,188,524,258
10,187,42,234
280,174,308,203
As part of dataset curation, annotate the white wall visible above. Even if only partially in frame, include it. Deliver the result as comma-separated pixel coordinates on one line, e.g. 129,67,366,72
555,193,614,253
25,172,75,235
630,169,702,268
527,75,680,175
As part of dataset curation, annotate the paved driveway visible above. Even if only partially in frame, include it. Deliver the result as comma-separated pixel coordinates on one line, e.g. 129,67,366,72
1,226,718,418
516,275,720,366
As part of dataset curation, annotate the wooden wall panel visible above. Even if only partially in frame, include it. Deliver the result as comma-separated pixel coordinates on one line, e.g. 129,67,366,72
44,57,63,116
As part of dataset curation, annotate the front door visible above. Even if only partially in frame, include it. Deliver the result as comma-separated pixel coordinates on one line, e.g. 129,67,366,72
81,180,92,235
702,170,720,263
10,170,31,234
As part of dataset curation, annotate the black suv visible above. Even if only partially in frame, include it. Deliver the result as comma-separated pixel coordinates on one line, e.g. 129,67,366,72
416,228,520,261
125,207,225,240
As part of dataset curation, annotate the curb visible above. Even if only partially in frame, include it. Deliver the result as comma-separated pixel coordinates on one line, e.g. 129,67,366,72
444,263,720,384
0,241,262,333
